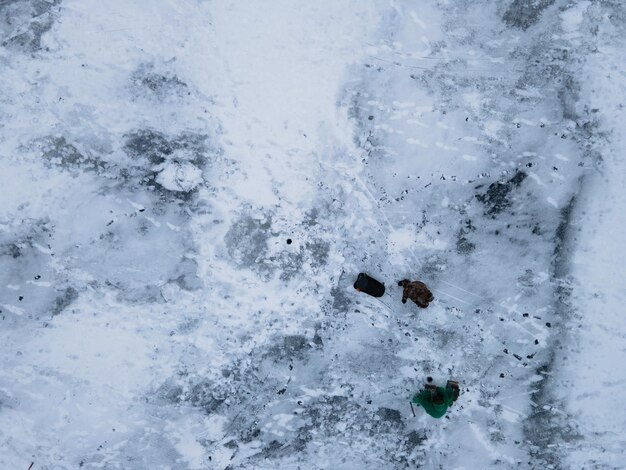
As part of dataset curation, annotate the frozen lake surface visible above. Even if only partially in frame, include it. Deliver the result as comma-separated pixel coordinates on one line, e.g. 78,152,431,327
1,1,625,468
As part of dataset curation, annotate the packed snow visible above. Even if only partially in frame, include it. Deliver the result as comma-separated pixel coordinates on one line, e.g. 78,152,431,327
1,0,624,468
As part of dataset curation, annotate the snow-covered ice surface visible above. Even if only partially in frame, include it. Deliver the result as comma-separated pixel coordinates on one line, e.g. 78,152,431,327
1,0,624,468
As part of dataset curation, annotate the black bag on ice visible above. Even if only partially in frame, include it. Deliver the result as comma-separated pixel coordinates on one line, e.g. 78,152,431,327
353,272,385,297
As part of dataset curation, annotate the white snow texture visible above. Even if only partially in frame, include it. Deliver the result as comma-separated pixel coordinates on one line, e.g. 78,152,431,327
1,0,625,469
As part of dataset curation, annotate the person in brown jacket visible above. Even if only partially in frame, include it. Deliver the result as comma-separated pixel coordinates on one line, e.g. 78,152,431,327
398,279,434,308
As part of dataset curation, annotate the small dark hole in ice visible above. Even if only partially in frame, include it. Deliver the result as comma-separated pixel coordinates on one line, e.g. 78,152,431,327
286,238,292,244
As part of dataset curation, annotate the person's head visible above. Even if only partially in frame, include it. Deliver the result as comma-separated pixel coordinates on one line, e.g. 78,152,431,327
433,394,444,405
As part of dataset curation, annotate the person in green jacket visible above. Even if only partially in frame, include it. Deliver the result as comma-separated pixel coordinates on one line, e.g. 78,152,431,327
411,378,460,419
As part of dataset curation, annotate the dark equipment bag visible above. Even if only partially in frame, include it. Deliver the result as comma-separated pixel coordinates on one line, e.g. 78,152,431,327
353,272,385,297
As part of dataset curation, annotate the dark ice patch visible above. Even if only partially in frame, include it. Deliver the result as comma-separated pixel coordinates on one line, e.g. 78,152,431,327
157,373,231,416
225,214,329,280
418,254,448,278
225,215,272,276
124,129,173,165
176,317,201,334
558,74,580,121
131,63,189,100
283,335,309,355
456,219,476,254
155,379,184,404
523,195,582,465
0,0,61,53
51,286,78,316
476,171,527,215
223,439,238,449
268,335,311,361
502,0,555,30
525,364,583,467
0,389,12,408
124,129,210,166
552,194,577,307
313,332,323,348
276,395,366,458
330,283,351,314
302,207,319,227
162,385,184,404
272,248,304,282
37,136,105,172
2,243,22,258
515,43,572,91
456,235,475,254
0,218,54,260
186,381,226,414
309,395,351,428
553,194,576,267
518,269,536,288
304,241,329,268
346,89,367,124
260,440,286,459
376,407,403,425
270,240,330,281
170,133,213,166
404,430,426,447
